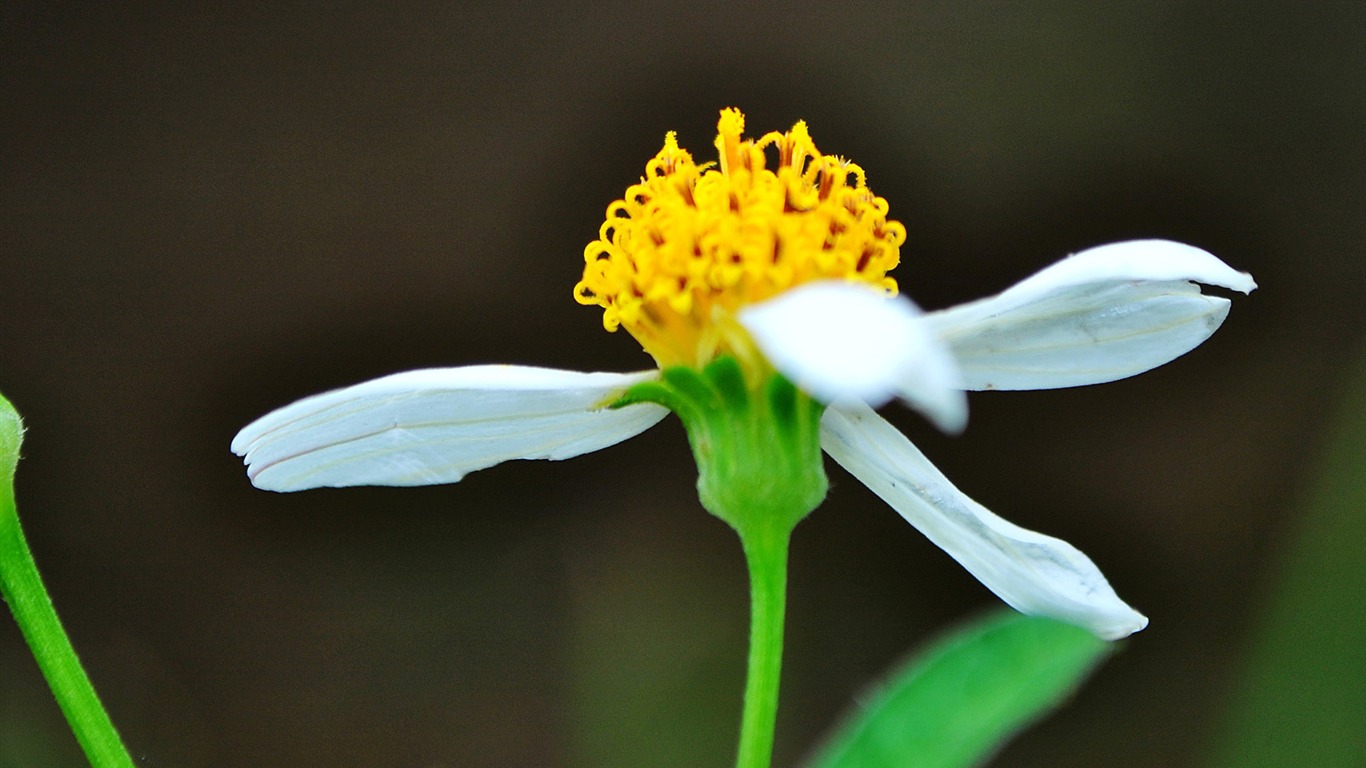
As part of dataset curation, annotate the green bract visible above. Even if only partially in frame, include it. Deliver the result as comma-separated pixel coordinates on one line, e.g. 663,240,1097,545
617,356,828,537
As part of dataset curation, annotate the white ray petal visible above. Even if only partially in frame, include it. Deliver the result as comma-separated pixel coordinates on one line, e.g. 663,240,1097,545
820,400,1148,640
739,281,968,433
925,240,1256,391
232,366,668,492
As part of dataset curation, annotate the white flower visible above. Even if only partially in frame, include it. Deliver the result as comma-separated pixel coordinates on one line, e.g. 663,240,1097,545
233,239,1254,640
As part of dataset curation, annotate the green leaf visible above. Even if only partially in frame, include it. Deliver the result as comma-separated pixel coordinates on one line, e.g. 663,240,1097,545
806,610,1112,768
1204,349,1366,768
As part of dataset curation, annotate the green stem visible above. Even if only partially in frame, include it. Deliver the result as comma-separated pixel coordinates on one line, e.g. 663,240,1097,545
620,361,825,768
734,525,789,768
0,483,136,768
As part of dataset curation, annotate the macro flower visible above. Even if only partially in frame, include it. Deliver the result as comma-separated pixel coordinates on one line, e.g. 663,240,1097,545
233,109,1254,640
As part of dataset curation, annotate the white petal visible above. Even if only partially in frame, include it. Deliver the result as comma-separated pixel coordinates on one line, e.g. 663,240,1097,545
925,240,1256,391
232,366,668,492
820,400,1148,640
739,281,968,433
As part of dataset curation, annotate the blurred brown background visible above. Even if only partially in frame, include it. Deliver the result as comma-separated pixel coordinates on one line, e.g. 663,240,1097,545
2,3,1362,767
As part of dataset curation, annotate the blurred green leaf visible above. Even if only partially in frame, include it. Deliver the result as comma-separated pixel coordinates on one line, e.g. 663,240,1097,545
1205,351,1366,768
805,610,1111,768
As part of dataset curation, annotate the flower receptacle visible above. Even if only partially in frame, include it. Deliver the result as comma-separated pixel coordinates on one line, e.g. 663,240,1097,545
617,356,828,539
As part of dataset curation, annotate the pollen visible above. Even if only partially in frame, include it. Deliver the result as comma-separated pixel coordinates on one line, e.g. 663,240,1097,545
574,108,906,367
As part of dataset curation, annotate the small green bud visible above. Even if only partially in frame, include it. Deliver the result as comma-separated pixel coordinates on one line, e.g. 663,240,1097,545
0,392,23,483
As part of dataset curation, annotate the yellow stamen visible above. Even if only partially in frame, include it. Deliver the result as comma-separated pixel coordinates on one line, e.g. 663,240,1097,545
574,108,906,367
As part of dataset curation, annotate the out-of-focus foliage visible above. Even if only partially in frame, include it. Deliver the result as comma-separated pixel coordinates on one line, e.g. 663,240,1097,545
806,610,1109,768
1205,350,1366,768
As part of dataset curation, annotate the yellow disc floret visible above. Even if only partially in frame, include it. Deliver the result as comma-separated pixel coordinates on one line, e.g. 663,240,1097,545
574,108,906,367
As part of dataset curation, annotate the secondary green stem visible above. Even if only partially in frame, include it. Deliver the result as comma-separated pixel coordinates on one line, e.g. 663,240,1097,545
0,483,136,768
734,526,789,768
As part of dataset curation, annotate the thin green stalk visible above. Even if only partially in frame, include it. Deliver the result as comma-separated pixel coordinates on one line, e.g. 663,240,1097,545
734,526,789,768
622,361,825,768
1,400,135,768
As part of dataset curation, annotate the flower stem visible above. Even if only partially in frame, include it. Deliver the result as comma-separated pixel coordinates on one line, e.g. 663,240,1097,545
734,526,789,768
618,361,825,768
1,422,135,766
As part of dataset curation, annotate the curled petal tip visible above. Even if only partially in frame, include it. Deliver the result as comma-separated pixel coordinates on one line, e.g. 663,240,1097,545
1066,239,1255,294
1110,611,1149,640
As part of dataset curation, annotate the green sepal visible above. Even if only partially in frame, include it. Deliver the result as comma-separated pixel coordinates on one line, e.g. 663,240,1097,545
618,356,828,538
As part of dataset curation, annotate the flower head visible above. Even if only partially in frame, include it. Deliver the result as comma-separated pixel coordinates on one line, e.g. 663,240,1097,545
233,109,1255,640
574,108,903,368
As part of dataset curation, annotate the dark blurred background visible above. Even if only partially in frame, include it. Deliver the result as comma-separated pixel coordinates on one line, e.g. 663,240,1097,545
2,3,1362,767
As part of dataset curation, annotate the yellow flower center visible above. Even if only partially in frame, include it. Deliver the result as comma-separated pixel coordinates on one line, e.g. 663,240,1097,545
574,108,906,368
